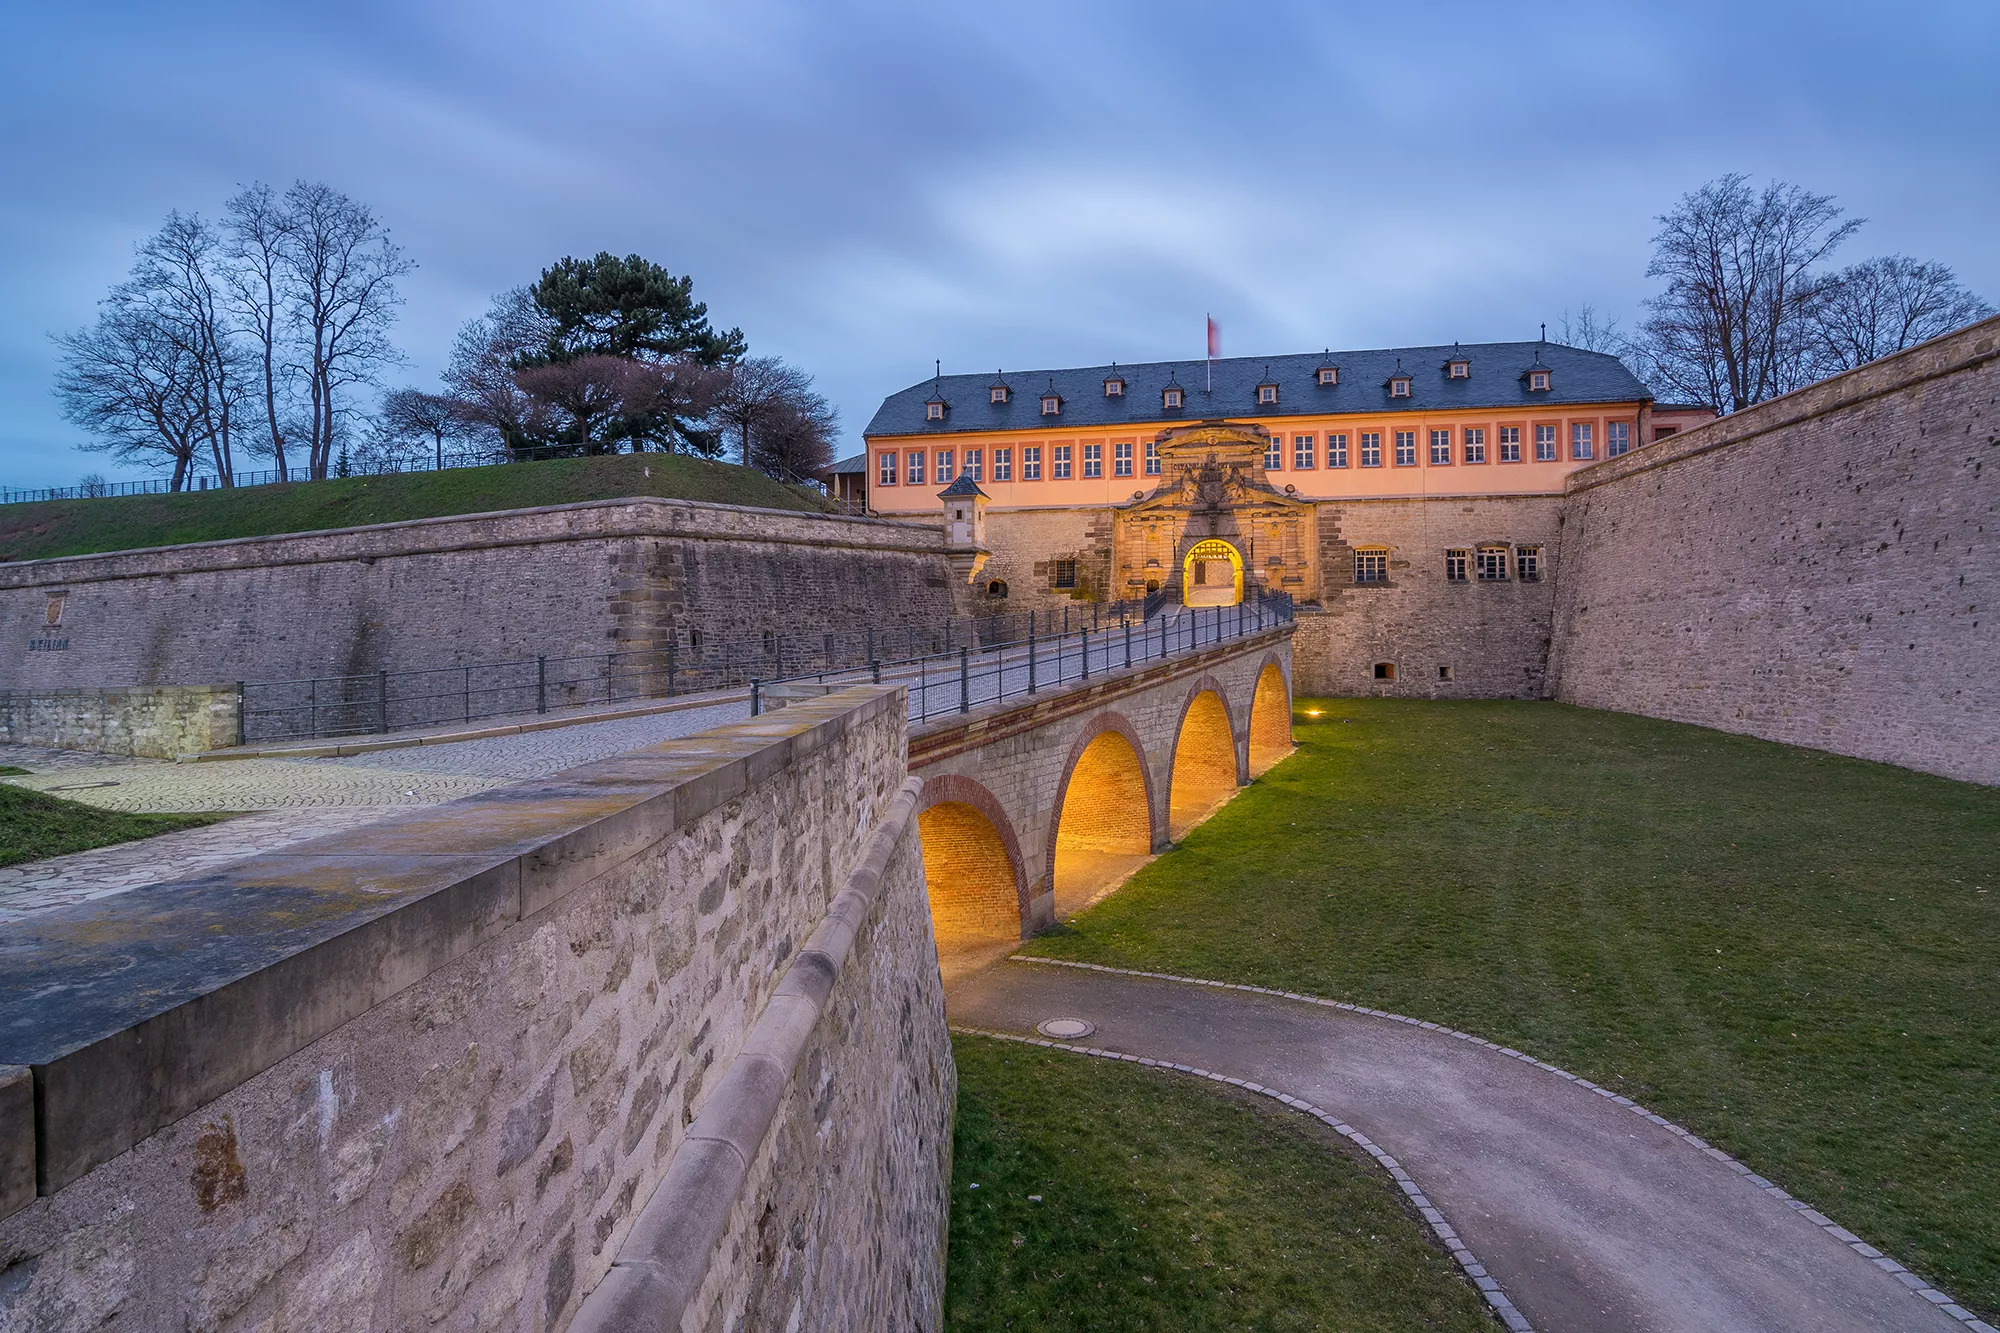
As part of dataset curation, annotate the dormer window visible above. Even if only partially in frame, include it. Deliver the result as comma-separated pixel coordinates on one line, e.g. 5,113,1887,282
1162,376,1185,410
1448,360,1470,379
990,386,1009,404
1257,384,1278,404
1041,393,1062,416
1526,370,1551,392
1317,366,1339,386
1104,377,1125,397
925,400,946,420
1388,376,1412,398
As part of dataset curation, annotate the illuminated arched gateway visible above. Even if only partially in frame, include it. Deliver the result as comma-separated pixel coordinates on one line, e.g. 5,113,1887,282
1116,422,1312,607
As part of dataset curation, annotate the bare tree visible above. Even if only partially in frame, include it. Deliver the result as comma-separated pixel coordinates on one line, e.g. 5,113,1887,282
444,288,554,458
128,213,248,483
1809,255,1994,372
1637,174,1863,412
1556,305,1627,354
375,388,469,471
748,388,839,485
281,181,413,478
715,356,813,465
53,297,207,489
223,183,299,477
512,355,641,453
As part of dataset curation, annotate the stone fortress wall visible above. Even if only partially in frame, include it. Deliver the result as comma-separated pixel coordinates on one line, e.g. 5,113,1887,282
0,687,953,1332
0,497,958,693
1547,315,1999,786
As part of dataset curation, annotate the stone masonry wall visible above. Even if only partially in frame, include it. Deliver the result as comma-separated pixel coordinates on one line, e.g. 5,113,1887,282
0,498,956,693
973,508,1104,619
0,683,239,758
1294,495,1563,698
1548,316,1999,785
0,687,953,1332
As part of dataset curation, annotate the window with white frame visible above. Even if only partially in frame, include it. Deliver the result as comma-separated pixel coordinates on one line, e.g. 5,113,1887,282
1041,394,1061,415
878,452,897,486
1534,424,1558,461
1498,425,1521,462
1476,546,1508,580
1264,436,1283,470
1082,442,1102,478
1022,446,1041,480
1448,360,1470,378
1053,444,1071,479
936,450,953,481
1395,430,1418,466
925,401,944,420
1258,384,1278,404
1529,370,1550,391
1430,428,1452,465
1571,422,1594,460
1354,548,1389,583
1517,545,1542,581
1327,432,1349,468
1463,427,1486,463
1607,421,1631,457
1446,549,1469,582
1144,440,1160,475
990,386,1009,404
906,451,925,486
1293,435,1315,469
965,448,983,482
1390,377,1412,397
1113,440,1133,477
1318,366,1338,385
1104,378,1124,397
1163,387,1183,409
993,447,1012,481
1359,431,1382,467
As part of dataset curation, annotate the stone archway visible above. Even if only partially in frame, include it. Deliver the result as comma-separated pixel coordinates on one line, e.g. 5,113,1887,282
1182,538,1244,607
1048,717,1156,920
917,775,1029,981
1247,657,1294,777
1168,686,1240,838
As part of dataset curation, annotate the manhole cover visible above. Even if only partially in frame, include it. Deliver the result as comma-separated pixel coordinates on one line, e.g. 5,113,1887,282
1036,1018,1096,1039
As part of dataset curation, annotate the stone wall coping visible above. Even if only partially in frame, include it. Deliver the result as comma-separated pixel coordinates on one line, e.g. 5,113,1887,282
568,774,926,1333
1564,313,2000,496
0,684,905,1210
0,494,948,587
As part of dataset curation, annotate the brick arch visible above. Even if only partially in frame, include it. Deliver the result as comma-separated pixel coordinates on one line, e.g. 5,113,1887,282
1247,652,1294,777
917,774,1030,941
1166,677,1243,839
1043,711,1161,918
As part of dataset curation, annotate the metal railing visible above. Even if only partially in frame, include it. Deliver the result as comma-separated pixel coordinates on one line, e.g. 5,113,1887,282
752,591,1295,725
236,599,1172,743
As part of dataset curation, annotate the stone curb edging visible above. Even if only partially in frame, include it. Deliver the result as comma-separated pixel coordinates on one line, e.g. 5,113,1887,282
947,1024,1536,1333
1008,956,1997,1333
568,774,927,1333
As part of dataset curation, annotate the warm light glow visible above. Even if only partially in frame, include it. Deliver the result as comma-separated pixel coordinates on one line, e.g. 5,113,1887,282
1304,709,1322,716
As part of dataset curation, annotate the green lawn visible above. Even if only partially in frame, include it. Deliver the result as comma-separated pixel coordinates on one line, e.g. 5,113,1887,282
946,1034,1495,1332
0,453,830,563
0,782,222,867
1023,699,2000,1318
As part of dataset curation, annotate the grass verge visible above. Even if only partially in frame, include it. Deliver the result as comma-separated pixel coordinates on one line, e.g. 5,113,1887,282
0,782,223,867
0,453,831,563
946,1033,1495,1332
1022,698,2000,1317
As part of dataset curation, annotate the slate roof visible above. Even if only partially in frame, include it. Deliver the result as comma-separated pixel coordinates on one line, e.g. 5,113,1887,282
937,472,988,499
864,341,1651,439
829,452,868,475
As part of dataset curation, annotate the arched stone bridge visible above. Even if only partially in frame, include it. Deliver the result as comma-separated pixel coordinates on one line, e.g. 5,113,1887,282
907,625,1293,973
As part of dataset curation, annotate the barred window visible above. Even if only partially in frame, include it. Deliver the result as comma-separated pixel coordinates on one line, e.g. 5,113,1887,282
1114,440,1133,477
1264,436,1283,470
993,447,1012,481
1354,549,1389,584
1446,549,1469,582
1053,444,1072,479
1022,446,1042,480
1463,427,1486,463
906,450,925,486
1394,431,1418,466
1293,435,1315,469
1083,442,1103,478
1498,425,1521,463
1518,546,1542,582
1476,546,1508,581
1053,558,1077,589
1144,440,1161,475
1327,432,1348,468
878,452,897,485
1534,424,1558,461
1607,421,1631,457
1430,428,1452,465
1359,432,1382,467
965,448,983,482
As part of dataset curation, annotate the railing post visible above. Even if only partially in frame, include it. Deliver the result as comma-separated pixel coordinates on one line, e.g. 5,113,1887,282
959,646,970,714
1124,620,1132,669
666,642,677,698
871,659,882,684
465,665,473,721
1027,628,1037,694
1093,601,1100,631
751,680,761,716
867,626,874,664
235,680,246,746
377,670,389,734
1063,604,1070,636
824,632,834,671
309,677,317,738
538,656,548,714
1081,627,1090,680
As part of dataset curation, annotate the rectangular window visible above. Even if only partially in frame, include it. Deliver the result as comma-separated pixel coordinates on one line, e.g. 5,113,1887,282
1082,442,1102,478
1264,436,1283,470
1053,444,1072,479
1359,431,1382,467
1463,427,1486,463
1022,446,1041,480
1571,423,1594,460
1476,547,1508,581
1534,425,1558,461
965,448,983,482
1498,425,1521,463
1053,558,1077,589
993,447,1012,481
1144,440,1161,475
1354,549,1388,584
1293,434,1315,469
1394,430,1418,466
936,450,953,481
1607,421,1631,457
1326,432,1348,468
1517,546,1542,582
1113,440,1133,477
1446,549,1469,582
906,451,925,486
878,452,897,485
1429,428,1452,465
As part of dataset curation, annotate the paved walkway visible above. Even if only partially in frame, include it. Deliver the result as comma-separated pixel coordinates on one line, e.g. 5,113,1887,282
948,958,1980,1333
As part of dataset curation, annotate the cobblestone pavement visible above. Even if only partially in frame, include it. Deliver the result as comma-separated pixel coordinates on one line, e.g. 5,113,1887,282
0,697,752,921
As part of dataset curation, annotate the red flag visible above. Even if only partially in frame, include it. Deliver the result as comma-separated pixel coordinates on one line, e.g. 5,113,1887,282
1206,315,1220,359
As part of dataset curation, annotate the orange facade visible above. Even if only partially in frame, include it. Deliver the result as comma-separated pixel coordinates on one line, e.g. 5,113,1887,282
863,403,1646,514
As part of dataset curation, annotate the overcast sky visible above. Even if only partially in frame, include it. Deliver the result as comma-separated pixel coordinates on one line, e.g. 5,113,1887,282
3,0,1995,488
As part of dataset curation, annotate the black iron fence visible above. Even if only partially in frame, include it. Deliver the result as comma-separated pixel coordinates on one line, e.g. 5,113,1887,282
753,591,1295,725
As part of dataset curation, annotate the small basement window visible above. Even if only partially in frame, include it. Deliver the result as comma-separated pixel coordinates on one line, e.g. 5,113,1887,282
1373,662,1396,681
1052,559,1078,589
1438,665,1454,681
1354,549,1388,584
986,579,1008,598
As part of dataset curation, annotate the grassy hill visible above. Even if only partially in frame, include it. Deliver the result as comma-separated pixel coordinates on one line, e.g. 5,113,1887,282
0,453,834,563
